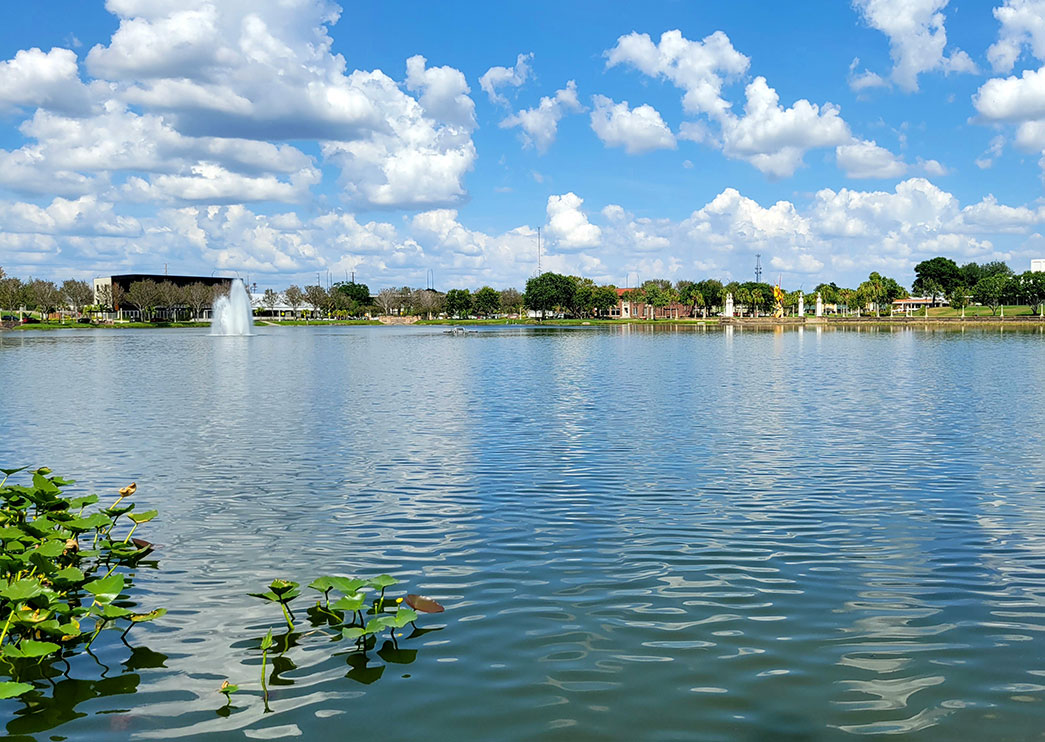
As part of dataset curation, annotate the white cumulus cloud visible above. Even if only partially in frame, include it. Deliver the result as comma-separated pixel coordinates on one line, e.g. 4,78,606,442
500,81,582,153
589,95,676,154
479,53,533,106
852,0,977,92
546,192,602,249
988,0,1045,72
836,139,908,178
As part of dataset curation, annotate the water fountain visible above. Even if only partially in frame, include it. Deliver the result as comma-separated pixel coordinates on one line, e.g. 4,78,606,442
210,278,253,336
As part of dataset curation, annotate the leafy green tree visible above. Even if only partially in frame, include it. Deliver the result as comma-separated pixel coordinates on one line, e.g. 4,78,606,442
499,288,523,315
0,276,23,314
920,278,944,304
473,286,500,317
444,288,473,318
734,286,752,317
813,282,841,305
946,284,970,316
959,262,983,288
524,272,575,318
591,285,619,317
973,274,1009,315
333,281,370,306
981,260,1013,278
913,257,961,295
1012,271,1045,315
571,277,597,316
695,279,724,316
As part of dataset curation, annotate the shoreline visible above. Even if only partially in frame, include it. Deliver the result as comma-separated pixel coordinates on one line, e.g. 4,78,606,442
4,315,1044,332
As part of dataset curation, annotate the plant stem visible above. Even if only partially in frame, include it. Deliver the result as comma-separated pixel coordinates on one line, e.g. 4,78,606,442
122,523,138,544
261,648,270,712
279,602,294,632
0,610,14,646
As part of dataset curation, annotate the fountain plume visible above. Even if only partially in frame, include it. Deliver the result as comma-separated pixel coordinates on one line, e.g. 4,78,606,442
210,279,253,336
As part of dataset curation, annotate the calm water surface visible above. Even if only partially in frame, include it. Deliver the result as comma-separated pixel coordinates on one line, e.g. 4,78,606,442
1,324,1044,741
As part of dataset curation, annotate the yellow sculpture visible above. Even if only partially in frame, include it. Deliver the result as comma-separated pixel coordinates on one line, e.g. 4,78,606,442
772,282,785,318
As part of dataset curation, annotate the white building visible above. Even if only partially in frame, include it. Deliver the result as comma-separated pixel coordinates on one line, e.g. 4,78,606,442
1032,259,1045,272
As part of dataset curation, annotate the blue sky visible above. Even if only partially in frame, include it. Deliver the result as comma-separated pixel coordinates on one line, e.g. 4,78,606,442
1,0,1045,291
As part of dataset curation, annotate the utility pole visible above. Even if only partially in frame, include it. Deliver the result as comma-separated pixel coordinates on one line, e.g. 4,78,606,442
755,253,762,284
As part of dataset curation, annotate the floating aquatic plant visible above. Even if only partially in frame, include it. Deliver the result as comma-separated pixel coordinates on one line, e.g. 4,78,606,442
225,574,446,714
0,467,165,701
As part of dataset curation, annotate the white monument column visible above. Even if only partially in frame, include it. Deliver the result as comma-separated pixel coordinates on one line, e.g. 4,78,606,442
724,292,734,318
815,292,823,317
797,294,804,317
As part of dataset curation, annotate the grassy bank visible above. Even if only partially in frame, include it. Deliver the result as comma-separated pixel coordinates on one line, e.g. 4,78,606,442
266,319,382,326
8,321,210,330
415,317,719,326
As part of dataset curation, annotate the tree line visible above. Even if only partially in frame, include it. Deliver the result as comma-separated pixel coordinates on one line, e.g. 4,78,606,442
4,257,1044,324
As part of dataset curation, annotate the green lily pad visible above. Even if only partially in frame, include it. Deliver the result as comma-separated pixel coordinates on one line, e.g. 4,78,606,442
2,640,59,659
268,579,299,598
388,607,418,629
328,577,367,594
100,605,132,619
127,509,157,524
368,575,399,590
0,681,33,699
330,593,367,612
248,591,279,603
1,579,43,602
65,513,111,532
0,467,28,477
84,574,125,604
53,566,85,584
34,540,65,558
129,608,166,623
68,494,99,509
341,626,369,640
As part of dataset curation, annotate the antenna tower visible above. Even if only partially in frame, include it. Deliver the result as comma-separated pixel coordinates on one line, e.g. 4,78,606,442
755,253,762,284
537,227,542,275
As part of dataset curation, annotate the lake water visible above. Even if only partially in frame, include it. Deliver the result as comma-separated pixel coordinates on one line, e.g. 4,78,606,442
1,324,1044,741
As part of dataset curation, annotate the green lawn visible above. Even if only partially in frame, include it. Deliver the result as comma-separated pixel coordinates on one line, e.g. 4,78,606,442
415,317,718,325
923,305,1040,317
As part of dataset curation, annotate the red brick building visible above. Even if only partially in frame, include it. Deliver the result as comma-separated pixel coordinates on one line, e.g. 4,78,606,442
608,288,695,320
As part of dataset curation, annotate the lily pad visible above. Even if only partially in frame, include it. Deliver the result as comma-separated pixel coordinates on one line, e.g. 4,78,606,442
0,681,33,699
2,640,59,659
0,579,43,602
84,574,125,604
129,608,166,623
128,509,158,524
330,593,367,612
368,575,399,590
405,594,445,613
